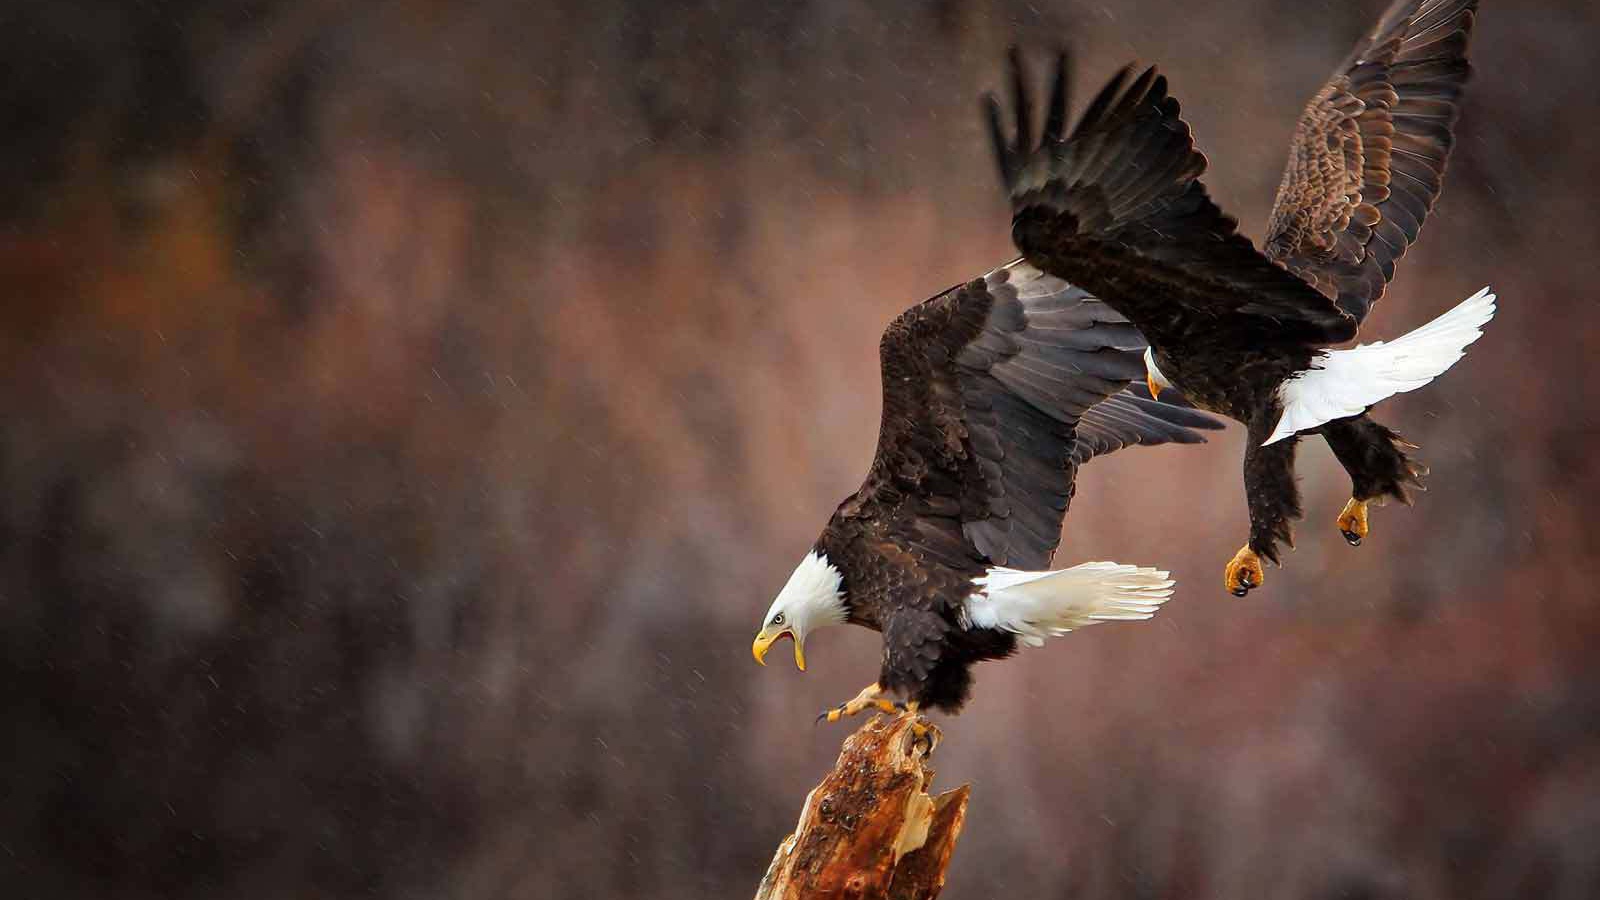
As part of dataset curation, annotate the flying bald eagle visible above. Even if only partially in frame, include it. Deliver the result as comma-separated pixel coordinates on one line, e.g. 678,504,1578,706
751,261,1221,719
987,0,1492,596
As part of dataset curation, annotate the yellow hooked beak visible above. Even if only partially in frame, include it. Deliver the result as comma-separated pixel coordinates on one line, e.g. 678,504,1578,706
1146,371,1163,401
752,628,805,671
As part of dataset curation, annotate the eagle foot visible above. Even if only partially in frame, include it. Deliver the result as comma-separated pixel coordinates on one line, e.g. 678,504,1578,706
908,717,940,756
1224,546,1265,597
816,683,904,724
1337,498,1369,546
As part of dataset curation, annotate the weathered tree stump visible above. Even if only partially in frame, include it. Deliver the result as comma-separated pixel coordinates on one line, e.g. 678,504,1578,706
755,714,969,900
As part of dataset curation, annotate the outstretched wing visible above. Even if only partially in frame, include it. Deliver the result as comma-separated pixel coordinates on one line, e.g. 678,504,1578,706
1265,0,1477,323
860,259,1220,571
987,50,1358,347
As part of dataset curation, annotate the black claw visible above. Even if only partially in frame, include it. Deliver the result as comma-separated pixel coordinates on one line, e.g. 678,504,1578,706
1229,562,1257,596
815,707,839,725
1342,530,1362,547
1232,571,1257,595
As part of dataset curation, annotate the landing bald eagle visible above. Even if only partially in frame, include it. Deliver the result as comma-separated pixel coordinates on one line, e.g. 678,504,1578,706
751,261,1221,717
987,0,1492,596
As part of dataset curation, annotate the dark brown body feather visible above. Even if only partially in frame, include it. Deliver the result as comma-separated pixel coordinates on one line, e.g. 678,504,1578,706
988,0,1475,568
817,261,1219,711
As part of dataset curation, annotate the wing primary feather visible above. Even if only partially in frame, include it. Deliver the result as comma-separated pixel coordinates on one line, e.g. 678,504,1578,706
1008,47,1034,155
984,94,1014,185
1072,65,1132,137
1043,50,1070,143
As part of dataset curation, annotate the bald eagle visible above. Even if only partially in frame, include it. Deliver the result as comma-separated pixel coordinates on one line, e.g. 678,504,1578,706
987,0,1491,596
751,261,1221,718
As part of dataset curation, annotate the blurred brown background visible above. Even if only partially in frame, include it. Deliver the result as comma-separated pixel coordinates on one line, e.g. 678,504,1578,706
3,1,1598,897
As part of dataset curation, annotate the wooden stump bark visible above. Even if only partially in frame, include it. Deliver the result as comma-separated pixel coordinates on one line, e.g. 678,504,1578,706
754,714,969,900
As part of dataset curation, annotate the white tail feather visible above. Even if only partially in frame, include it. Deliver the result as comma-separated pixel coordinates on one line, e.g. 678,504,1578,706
1264,286,1497,445
966,561,1175,648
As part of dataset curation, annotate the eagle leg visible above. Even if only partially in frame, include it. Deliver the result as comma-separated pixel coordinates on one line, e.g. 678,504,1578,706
1238,418,1302,591
1320,415,1429,543
1336,497,1369,546
817,683,905,724
1224,545,1265,597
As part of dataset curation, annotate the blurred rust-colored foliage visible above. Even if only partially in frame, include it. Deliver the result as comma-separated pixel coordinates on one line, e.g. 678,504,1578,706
3,1,1599,898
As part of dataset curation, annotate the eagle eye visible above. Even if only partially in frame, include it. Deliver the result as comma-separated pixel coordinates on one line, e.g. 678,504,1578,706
770,613,785,627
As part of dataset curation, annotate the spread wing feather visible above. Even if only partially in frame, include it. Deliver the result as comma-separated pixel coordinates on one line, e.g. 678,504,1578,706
1071,384,1220,466
1265,0,1477,323
860,259,1220,571
988,50,1359,348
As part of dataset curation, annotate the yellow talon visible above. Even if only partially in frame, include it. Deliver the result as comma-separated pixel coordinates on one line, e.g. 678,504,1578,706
908,716,941,755
1337,498,1370,547
817,683,904,724
1224,545,1264,597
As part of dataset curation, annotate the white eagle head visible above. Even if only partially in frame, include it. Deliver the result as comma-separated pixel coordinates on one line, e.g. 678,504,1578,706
752,550,847,671
1143,346,1173,399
